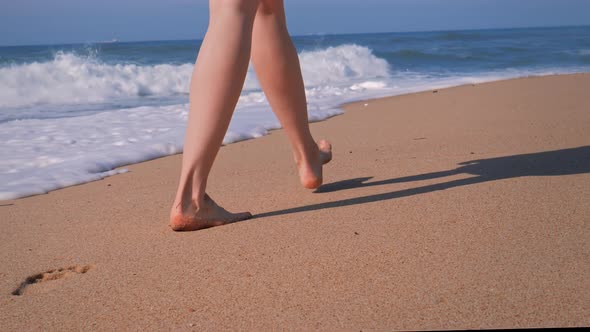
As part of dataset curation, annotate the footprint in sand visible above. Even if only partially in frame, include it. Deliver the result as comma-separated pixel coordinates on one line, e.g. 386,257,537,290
12,265,94,296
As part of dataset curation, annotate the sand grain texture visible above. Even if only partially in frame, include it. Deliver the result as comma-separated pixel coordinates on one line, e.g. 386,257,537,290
1,74,589,330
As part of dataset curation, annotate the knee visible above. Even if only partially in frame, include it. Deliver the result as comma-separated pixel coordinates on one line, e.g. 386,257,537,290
210,0,260,17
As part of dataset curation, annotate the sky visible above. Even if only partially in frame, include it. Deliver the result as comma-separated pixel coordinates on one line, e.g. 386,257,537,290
1,0,589,46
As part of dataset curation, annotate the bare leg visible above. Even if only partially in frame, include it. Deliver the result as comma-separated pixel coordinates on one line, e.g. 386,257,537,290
170,0,260,231
251,0,332,189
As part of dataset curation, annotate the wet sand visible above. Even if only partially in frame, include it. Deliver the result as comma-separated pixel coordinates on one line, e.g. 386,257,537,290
1,73,589,330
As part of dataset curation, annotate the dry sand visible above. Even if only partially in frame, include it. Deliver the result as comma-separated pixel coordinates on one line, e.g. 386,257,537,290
1,74,589,330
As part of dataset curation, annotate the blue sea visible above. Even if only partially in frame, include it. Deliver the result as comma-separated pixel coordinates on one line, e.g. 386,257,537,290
1,25,589,199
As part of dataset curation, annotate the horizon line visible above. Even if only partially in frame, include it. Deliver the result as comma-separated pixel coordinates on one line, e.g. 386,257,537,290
1,23,588,48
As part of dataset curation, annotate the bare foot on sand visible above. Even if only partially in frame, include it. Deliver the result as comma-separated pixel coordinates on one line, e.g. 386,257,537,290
297,139,332,189
169,194,252,231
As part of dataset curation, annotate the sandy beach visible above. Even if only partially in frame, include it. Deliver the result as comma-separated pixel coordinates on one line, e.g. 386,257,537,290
1,73,589,330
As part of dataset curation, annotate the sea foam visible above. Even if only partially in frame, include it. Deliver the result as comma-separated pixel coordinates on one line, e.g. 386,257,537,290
0,44,388,199
0,52,193,109
0,44,389,111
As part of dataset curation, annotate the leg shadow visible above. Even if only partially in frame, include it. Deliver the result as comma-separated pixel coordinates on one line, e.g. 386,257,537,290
255,146,590,219
313,170,459,194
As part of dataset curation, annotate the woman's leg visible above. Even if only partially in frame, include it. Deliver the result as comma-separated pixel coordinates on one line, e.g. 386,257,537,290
251,0,332,189
170,0,260,231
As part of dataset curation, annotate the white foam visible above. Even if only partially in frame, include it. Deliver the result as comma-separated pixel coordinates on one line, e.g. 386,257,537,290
0,52,193,109
298,44,391,86
1,44,588,200
0,44,390,111
0,101,345,200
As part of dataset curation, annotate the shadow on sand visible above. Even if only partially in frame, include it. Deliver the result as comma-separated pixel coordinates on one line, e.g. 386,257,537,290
254,146,590,219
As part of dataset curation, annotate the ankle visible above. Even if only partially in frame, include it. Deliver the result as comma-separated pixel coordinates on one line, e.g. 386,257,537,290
294,142,319,165
173,179,206,212
172,194,203,216
192,193,214,210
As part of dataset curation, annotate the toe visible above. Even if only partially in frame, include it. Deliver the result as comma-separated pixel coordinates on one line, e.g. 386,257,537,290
318,140,332,164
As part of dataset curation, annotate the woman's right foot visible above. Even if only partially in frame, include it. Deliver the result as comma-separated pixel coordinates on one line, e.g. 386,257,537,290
297,139,332,189
169,194,252,232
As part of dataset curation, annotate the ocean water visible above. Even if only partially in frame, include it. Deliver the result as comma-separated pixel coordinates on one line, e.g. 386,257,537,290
1,25,589,200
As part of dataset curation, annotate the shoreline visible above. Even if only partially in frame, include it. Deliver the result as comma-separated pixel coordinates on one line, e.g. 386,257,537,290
1,73,589,330
2,72,589,202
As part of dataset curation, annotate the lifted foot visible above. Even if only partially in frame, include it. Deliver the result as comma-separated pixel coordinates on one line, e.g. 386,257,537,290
298,139,332,189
